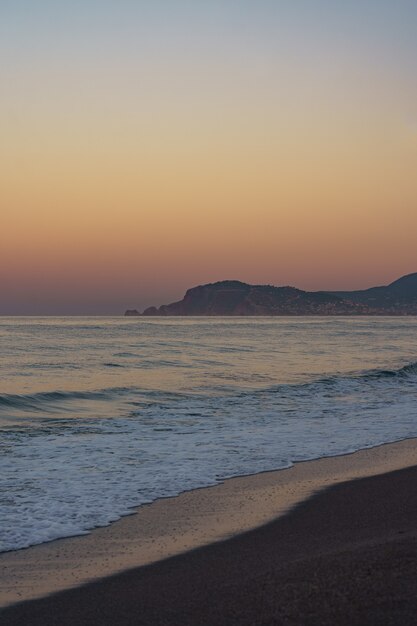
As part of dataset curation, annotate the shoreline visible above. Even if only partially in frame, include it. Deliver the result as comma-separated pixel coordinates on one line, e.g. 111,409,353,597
2,436,417,608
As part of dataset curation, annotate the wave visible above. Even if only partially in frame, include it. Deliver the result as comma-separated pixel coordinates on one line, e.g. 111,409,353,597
1,360,416,416
0,387,133,412
294,359,417,388
237,359,417,399
376,361,417,378
1,358,417,553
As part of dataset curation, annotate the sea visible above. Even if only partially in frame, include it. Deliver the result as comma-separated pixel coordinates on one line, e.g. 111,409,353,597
1,316,417,553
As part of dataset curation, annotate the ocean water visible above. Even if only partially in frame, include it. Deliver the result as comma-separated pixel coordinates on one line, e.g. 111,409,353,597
1,316,417,553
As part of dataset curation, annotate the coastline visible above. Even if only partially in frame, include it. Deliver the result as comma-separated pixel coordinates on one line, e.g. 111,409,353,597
2,436,417,610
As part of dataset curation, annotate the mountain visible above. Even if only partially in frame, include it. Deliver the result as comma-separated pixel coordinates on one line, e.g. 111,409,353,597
331,273,417,312
125,273,417,316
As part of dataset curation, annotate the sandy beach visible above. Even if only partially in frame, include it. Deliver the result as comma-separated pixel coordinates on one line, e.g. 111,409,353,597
1,437,417,623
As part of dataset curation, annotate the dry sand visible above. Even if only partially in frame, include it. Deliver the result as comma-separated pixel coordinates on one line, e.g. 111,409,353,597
2,437,417,609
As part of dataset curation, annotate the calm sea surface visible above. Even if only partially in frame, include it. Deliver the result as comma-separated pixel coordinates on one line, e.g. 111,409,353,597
1,316,417,552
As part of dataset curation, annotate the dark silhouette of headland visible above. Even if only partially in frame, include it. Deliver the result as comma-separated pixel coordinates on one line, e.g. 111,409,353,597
125,273,417,316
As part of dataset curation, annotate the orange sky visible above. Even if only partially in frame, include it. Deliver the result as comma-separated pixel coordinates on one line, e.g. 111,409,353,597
1,1,416,313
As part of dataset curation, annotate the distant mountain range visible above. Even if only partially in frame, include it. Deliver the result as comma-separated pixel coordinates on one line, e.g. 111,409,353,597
125,273,417,316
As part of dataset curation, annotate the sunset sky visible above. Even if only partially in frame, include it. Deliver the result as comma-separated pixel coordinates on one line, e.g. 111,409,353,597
1,1,417,314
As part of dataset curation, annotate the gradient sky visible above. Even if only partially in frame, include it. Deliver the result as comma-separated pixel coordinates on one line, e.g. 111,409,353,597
1,1,416,314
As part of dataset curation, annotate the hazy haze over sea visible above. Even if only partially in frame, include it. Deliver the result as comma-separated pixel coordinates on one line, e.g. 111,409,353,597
1,317,417,552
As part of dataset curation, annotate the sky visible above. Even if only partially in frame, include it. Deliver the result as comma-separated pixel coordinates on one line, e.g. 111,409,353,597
1,1,416,314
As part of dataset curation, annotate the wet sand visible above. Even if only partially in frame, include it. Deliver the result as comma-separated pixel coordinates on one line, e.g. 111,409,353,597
2,438,417,624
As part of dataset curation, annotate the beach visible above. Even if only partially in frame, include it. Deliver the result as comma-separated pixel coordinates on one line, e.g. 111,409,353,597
2,437,417,624
3,0,417,621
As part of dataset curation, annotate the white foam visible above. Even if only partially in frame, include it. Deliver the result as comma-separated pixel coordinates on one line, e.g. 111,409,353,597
2,370,417,552
1,316,417,553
